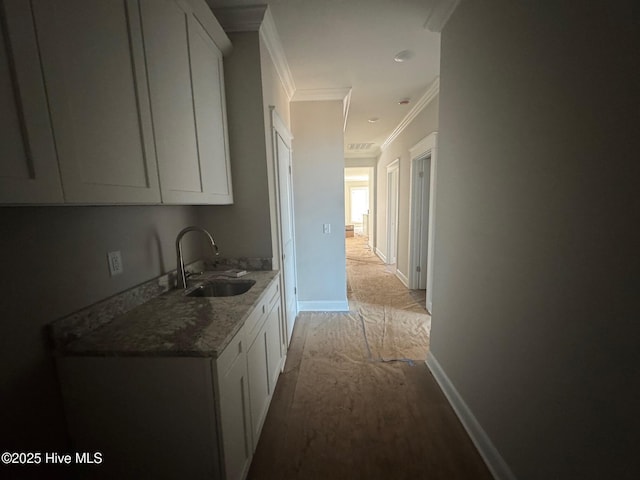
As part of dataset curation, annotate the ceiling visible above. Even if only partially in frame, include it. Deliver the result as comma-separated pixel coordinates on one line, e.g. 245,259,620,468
207,0,443,158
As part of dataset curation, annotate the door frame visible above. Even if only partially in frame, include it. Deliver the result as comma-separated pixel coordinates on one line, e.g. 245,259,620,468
408,132,438,313
344,160,377,249
269,106,298,348
386,158,400,265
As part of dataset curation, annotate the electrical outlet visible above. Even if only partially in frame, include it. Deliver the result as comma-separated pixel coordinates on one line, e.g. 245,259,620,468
323,223,331,234
107,251,123,276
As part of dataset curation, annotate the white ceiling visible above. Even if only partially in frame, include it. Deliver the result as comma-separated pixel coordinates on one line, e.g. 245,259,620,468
208,0,442,157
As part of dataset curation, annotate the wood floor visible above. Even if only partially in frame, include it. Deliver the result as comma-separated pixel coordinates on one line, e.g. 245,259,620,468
247,236,493,480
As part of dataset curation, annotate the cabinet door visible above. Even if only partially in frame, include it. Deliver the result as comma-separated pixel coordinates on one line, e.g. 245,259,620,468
247,328,270,449
218,340,252,480
0,0,62,203
31,0,160,204
265,301,283,395
188,14,232,204
140,0,232,205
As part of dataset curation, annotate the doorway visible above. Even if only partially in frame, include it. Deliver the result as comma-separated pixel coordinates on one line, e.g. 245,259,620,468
344,166,374,246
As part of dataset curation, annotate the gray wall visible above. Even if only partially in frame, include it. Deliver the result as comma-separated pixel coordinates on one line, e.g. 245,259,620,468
0,206,202,469
291,100,347,309
259,30,291,270
198,31,273,260
431,1,638,478
376,96,439,277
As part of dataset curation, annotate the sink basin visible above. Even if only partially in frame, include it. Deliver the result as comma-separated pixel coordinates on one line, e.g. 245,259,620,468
185,279,256,298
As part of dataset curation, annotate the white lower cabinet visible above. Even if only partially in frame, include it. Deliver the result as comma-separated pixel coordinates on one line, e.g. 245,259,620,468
215,324,252,480
245,280,283,448
56,356,222,479
57,277,283,480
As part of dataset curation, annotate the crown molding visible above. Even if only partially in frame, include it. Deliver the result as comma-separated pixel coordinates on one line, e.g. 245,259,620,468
259,8,296,100
292,87,352,102
211,4,296,100
210,5,266,33
343,89,352,132
381,77,440,151
424,0,461,32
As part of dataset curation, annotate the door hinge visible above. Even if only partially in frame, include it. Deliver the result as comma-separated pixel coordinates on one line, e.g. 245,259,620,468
294,287,297,295
288,165,292,174
419,171,424,178
416,266,421,272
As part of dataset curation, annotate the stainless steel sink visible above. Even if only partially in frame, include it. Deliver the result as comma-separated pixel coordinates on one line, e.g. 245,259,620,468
185,279,256,298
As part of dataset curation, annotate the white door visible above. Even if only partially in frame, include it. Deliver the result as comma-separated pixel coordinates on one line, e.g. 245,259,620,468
409,155,430,289
386,160,399,265
272,109,298,344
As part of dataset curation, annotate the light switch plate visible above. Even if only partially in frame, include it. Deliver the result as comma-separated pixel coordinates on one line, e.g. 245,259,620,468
323,223,331,234
107,251,123,276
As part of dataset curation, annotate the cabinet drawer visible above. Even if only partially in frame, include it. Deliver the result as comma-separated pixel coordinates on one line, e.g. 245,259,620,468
216,326,244,376
267,281,280,312
244,280,279,346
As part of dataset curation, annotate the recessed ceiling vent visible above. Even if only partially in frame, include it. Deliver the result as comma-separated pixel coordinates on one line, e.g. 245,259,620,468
347,143,374,151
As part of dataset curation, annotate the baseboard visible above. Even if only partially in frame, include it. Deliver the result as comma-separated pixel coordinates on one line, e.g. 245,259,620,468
395,269,409,287
375,248,387,263
297,300,350,312
426,352,516,480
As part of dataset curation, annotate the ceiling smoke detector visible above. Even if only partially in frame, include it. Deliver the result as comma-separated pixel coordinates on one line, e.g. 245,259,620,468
367,117,379,123
393,50,415,63
398,98,410,105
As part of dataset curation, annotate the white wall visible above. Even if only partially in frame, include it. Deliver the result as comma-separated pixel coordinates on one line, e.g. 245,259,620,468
291,101,348,310
431,1,638,479
198,32,272,259
198,30,291,267
376,96,439,277
259,31,291,270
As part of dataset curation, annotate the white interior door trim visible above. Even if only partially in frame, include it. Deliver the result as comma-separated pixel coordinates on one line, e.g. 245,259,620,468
386,158,400,265
269,106,298,348
407,132,438,313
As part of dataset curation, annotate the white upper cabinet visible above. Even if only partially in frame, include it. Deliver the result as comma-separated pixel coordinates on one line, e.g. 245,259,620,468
1,0,231,205
140,0,233,204
189,15,233,203
31,0,161,204
0,0,63,203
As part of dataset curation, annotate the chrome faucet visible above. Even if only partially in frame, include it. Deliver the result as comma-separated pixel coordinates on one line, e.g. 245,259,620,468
175,226,219,289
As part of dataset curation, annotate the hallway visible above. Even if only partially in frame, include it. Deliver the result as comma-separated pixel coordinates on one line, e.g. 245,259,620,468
247,235,491,479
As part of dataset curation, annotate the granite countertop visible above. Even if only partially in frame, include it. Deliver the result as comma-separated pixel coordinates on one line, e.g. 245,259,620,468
61,270,279,358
